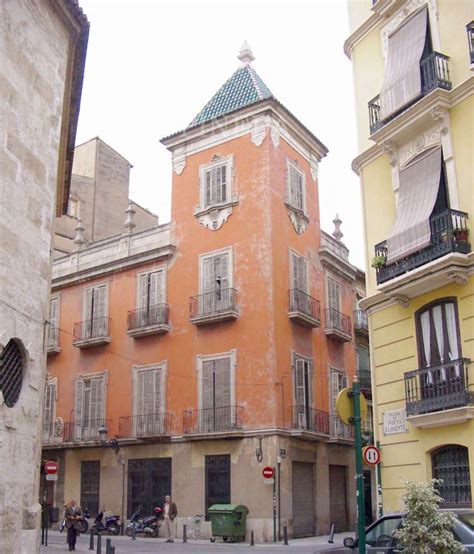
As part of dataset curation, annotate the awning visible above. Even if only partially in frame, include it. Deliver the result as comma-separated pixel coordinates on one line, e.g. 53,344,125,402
387,146,442,263
380,7,428,120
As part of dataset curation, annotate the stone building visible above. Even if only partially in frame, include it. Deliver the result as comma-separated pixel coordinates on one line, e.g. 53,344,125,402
42,46,372,540
54,137,158,258
0,1,89,552
345,0,473,515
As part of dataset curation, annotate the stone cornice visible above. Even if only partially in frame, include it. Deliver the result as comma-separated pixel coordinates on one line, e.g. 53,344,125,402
344,12,384,59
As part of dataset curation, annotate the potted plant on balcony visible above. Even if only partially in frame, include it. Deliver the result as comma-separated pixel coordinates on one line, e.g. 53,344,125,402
440,229,454,243
371,254,387,269
454,228,469,242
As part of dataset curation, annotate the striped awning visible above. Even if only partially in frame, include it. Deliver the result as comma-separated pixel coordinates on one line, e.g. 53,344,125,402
387,146,442,263
380,8,428,120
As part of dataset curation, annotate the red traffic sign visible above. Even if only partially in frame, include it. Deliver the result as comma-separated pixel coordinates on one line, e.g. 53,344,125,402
262,466,274,479
45,460,59,474
362,445,381,467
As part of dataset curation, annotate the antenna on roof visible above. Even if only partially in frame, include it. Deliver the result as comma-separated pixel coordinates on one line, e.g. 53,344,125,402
238,41,255,65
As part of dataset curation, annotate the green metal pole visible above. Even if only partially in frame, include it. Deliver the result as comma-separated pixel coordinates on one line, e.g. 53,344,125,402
376,439,383,518
352,376,366,554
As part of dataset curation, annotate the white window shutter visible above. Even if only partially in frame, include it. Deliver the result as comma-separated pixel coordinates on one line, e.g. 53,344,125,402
95,285,107,318
90,378,101,422
205,170,212,207
220,165,227,203
307,361,313,408
202,361,214,410
50,297,59,327
214,358,231,408
331,371,340,411
136,371,145,415
294,359,305,406
74,380,84,438
43,383,55,436
328,278,340,312
154,369,162,413
149,271,163,307
139,274,149,309
218,253,229,290
202,258,214,294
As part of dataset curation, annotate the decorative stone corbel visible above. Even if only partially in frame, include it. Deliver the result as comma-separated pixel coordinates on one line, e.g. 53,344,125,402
390,294,410,308
382,140,397,167
251,119,267,147
172,149,187,175
449,271,469,286
430,107,448,136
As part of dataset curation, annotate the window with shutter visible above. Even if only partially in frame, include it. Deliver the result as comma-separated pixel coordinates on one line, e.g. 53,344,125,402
84,284,108,338
75,376,105,441
294,357,313,429
204,163,228,208
288,163,305,211
331,370,347,435
200,251,231,314
43,382,55,442
135,368,163,435
48,297,59,347
138,270,165,326
200,357,232,432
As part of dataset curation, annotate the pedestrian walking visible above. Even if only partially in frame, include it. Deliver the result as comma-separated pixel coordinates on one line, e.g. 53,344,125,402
65,499,82,551
163,495,178,543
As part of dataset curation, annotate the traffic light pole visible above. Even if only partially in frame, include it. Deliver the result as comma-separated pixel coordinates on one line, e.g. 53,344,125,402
351,377,366,554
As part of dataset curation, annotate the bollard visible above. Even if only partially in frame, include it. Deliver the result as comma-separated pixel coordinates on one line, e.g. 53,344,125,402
283,526,289,546
132,523,136,540
250,530,254,546
183,524,187,543
106,537,111,554
328,522,335,543
96,532,102,554
110,547,115,554
89,529,95,550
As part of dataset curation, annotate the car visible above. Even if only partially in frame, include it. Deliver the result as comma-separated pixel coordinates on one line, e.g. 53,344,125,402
324,509,474,553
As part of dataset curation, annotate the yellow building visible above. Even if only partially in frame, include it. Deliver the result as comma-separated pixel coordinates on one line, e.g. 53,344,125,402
345,0,474,514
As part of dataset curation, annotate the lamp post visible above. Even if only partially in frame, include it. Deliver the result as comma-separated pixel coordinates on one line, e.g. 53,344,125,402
98,425,125,534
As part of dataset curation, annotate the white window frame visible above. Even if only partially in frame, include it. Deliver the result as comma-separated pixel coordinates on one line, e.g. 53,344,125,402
75,370,108,439
289,249,309,294
196,350,237,410
198,155,234,211
135,266,167,308
292,351,314,407
286,159,307,214
43,377,58,439
326,275,342,312
132,362,167,417
48,293,61,346
199,247,234,294
82,281,109,320
329,367,348,417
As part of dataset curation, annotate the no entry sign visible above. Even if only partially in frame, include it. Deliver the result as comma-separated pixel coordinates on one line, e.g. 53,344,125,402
45,460,59,475
262,466,274,479
362,445,381,467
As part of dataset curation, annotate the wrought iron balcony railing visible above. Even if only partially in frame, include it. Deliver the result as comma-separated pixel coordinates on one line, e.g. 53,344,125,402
189,288,238,325
43,423,56,444
288,289,321,327
183,405,243,434
374,209,470,285
353,310,368,333
330,415,354,440
324,308,352,341
118,413,172,438
369,51,452,134
468,21,474,64
359,369,372,394
73,316,111,346
61,418,111,443
127,304,170,336
291,406,329,434
405,358,473,416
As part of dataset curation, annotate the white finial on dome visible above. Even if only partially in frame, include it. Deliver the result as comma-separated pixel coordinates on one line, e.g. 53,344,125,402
238,41,255,65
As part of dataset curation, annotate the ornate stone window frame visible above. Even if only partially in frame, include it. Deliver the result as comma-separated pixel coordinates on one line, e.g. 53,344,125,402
285,159,309,234
199,246,234,294
196,349,237,410
194,154,238,231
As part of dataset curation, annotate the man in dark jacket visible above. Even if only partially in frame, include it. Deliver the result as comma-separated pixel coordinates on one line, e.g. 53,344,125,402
163,495,178,543
65,499,82,551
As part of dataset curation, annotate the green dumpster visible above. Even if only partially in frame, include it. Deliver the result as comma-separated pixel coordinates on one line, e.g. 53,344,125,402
208,504,249,543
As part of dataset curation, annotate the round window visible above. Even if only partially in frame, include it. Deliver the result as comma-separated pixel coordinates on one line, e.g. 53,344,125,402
0,339,24,408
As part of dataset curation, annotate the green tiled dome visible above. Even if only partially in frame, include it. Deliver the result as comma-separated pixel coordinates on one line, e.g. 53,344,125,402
188,65,273,128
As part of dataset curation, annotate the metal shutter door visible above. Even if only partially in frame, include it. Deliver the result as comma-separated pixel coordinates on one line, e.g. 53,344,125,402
292,462,315,537
329,465,348,532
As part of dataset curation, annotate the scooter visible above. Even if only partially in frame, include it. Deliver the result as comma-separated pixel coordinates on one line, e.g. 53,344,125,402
125,506,162,538
59,506,90,533
92,511,121,535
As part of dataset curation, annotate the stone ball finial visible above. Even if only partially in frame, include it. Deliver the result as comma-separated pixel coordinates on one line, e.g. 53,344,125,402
238,41,255,65
332,213,343,242
73,218,87,248
124,201,136,233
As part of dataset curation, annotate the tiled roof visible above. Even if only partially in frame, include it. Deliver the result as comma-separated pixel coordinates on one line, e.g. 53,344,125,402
188,65,273,128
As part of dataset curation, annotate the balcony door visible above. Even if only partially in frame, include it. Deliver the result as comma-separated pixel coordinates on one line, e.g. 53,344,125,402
202,358,231,431
43,381,56,442
331,370,348,436
201,252,230,315
84,284,107,338
138,270,164,327
294,357,313,430
75,377,105,440
135,368,163,436
291,253,309,313
416,299,463,402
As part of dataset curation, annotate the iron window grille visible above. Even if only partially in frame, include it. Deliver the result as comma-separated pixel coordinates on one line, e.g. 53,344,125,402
0,339,24,408
432,446,472,507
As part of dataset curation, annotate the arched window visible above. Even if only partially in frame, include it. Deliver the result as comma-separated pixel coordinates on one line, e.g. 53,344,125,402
432,445,472,507
0,339,25,408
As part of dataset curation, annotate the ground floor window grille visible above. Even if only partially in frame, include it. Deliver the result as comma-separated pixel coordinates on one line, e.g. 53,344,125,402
127,457,171,517
432,445,472,507
205,454,230,520
81,460,100,516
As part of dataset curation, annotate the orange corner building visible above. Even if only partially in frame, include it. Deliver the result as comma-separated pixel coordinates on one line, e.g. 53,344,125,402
43,45,371,540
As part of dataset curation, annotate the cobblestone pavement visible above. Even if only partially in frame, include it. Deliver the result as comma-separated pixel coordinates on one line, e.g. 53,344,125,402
40,531,350,554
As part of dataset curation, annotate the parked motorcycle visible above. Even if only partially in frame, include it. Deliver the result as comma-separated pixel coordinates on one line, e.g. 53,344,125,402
125,506,162,538
92,511,121,535
59,506,90,534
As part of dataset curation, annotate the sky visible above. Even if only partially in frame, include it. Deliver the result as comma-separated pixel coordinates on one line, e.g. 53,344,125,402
76,0,365,268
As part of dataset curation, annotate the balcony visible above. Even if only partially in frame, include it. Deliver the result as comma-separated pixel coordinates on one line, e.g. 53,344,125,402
43,418,111,446
183,406,244,437
73,317,111,348
353,310,368,335
405,358,474,428
118,413,172,439
369,52,452,135
127,304,170,337
189,288,238,326
329,415,354,441
324,308,352,342
359,369,372,396
291,406,329,435
374,209,471,286
288,289,321,328
47,326,61,355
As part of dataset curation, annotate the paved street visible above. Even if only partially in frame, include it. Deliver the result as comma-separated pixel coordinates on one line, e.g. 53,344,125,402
40,531,350,553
